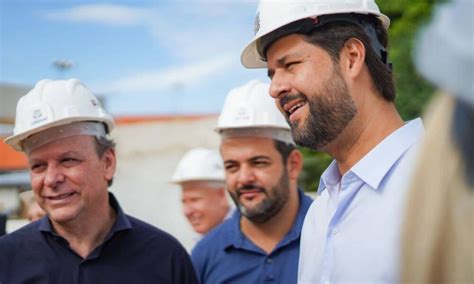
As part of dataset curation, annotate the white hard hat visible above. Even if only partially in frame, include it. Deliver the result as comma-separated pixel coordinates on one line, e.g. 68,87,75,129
172,148,225,184
4,79,114,151
415,0,473,105
241,0,390,68
216,80,293,144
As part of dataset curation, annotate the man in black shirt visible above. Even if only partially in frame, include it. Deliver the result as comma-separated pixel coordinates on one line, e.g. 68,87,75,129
0,79,198,284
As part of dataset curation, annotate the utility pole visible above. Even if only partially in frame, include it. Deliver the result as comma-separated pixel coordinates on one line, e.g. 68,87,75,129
52,59,74,79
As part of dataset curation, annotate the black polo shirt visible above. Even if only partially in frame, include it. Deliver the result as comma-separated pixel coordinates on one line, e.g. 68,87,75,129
0,193,198,284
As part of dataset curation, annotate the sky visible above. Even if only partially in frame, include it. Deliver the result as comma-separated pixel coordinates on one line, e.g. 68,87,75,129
0,0,269,116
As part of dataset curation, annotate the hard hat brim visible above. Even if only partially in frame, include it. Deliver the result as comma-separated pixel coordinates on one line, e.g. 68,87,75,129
241,12,390,69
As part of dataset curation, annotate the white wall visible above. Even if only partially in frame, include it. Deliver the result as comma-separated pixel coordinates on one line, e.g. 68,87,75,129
110,116,220,251
0,187,20,214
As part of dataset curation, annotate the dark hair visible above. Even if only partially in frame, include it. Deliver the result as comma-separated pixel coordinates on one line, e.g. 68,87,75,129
303,15,395,101
93,136,116,187
273,139,296,165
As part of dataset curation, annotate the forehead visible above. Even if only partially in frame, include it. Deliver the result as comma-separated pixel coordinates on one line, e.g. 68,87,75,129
182,181,222,191
267,34,309,58
182,185,219,198
27,135,96,158
220,136,279,161
266,34,327,66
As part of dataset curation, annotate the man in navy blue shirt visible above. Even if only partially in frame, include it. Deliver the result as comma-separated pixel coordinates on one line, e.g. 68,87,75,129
0,79,198,284
192,80,312,283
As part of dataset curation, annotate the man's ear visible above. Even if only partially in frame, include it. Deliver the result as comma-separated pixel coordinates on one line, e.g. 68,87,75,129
287,149,303,180
102,148,116,183
340,37,366,79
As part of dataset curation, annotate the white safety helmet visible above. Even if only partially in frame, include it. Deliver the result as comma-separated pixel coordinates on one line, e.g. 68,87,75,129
415,0,473,104
241,0,390,68
171,148,225,184
4,79,114,151
216,80,293,144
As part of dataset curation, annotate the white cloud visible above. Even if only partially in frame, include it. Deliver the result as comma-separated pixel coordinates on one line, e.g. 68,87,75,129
43,3,255,59
44,4,150,26
93,55,234,94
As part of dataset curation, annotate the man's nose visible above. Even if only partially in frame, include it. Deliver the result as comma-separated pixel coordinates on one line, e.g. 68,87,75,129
183,203,195,217
44,164,65,189
269,70,291,99
236,165,256,185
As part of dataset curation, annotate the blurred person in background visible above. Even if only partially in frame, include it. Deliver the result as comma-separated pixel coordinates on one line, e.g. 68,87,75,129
0,214,6,237
20,190,46,222
0,79,198,284
172,147,232,238
241,0,424,282
191,80,312,283
402,0,473,282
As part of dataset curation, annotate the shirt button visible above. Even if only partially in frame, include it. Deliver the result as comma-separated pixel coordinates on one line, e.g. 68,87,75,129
332,228,338,235
266,258,273,264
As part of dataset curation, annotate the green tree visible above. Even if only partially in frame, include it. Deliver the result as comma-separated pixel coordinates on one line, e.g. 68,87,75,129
299,1,438,192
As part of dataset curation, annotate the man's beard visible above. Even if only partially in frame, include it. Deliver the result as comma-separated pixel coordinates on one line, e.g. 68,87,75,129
289,66,357,150
230,170,290,224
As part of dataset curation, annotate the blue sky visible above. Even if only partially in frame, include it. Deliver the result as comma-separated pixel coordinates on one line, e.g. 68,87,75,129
1,0,269,115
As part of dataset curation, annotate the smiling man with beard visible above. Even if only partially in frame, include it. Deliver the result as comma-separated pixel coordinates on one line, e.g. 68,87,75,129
241,0,424,283
191,80,312,283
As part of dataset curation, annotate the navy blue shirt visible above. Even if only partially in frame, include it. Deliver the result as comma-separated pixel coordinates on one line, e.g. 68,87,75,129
191,189,312,284
0,193,198,284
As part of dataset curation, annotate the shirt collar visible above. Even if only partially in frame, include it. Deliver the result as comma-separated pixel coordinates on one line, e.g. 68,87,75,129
38,192,132,235
107,192,132,234
352,118,423,189
223,209,244,249
317,160,341,195
318,118,424,193
279,189,312,245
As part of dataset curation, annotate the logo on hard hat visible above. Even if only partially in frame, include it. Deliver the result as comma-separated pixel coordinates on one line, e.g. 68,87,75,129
254,12,260,35
236,107,251,121
31,109,47,125
33,109,42,120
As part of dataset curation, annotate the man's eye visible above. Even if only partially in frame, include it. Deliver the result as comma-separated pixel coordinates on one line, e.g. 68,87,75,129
225,164,238,172
62,158,80,167
254,161,269,167
30,164,45,173
286,61,298,68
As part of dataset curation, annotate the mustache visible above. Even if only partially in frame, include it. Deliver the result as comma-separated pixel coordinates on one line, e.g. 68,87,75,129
279,93,306,109
236,184,266,195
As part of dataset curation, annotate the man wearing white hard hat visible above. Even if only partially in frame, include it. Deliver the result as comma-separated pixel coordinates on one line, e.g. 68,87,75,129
0,79,198,283
191,80,313,283
241,0,424,283
172,148,232,237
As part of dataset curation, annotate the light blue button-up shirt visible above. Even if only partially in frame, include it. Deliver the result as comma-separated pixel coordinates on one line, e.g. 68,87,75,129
298,118,424,284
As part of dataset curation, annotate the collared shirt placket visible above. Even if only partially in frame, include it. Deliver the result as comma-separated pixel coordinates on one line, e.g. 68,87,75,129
320,172,363,284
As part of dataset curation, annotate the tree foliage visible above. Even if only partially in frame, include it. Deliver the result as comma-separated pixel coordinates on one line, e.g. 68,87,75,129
299,1,438,192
